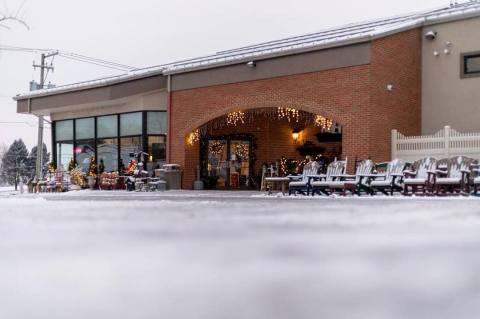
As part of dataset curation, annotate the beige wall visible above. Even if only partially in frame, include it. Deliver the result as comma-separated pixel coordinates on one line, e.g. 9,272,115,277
51,89,168,121
171,43,371,91
422,17,480,134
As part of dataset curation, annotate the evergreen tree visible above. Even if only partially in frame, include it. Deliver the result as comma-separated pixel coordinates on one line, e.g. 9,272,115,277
1,139,29,185
0,143,6,185
27,143,50,178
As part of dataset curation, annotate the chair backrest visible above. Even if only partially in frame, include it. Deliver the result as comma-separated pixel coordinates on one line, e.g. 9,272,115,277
54,170,63,183
325,160,347,181
413,157,436,179
448,156,477,179
384,159,406,182
301,161,321,182
355,160,374,183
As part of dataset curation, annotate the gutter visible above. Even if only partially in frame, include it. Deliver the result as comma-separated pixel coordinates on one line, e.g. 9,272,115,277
167,74,172,163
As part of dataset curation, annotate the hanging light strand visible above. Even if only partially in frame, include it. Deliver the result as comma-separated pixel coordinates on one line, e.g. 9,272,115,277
277,107,300,123
226,110,246,126
187,129,200,146
314,114,334,130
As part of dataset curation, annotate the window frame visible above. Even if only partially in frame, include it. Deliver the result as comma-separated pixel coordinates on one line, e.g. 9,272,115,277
52,111,167,174
461,51,480,78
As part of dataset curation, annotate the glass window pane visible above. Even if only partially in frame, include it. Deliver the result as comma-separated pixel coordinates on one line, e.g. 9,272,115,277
147,112,167,135
120,112,142,136
97,115,118,138
97,138,118,173
55,120,73,141
56,142,74,171
76,118,95,140
148,136,166,164
120,136,143,173
74,140,95,173
466,56,480,74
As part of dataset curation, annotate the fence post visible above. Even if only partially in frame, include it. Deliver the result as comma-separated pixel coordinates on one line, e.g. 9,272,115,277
391,129,398,160
444,126,451,158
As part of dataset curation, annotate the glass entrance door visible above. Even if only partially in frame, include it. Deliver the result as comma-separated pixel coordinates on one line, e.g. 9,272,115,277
205,138,251,189
207,140,228,188
229,140,250,188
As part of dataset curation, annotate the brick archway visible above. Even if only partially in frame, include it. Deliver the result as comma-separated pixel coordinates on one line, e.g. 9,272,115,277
183,107,344,190
180,103,345,140
170,67,375,188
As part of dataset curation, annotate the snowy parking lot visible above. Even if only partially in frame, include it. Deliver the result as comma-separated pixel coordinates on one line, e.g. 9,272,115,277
2,191,480,319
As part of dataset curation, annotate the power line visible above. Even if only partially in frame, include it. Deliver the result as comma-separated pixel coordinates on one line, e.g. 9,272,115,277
0,45,137,71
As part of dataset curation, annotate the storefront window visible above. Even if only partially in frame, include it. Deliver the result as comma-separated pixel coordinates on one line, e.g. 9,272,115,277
120,112,142,136
75,140,95,173
120,136,143,172
147,112,167,135
75,118,95,140
148,135,166,164
54,111,167,173
55,120,73,141
97,138,118,173
97,115,118,138
56,142,74,171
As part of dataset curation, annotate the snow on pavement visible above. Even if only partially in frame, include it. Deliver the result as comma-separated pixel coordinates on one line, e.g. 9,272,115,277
1,194,480,319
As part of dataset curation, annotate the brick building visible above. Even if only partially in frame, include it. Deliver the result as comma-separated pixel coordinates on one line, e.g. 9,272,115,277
14,2,480,189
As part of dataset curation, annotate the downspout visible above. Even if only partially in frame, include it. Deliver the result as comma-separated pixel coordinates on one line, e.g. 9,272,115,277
167,74,172,163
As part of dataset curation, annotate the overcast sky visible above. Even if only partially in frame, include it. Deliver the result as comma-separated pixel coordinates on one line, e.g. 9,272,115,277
0,0,451,150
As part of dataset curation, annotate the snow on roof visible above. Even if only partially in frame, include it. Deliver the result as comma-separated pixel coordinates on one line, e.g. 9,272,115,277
15,1,480,101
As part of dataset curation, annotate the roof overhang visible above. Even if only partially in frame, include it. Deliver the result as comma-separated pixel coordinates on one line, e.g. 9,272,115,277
13,2,480,101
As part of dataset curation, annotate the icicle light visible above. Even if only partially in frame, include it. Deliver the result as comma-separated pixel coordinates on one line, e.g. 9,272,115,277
226,111,246,126
187,129,200,146
277,107,300,122
314,115,333,130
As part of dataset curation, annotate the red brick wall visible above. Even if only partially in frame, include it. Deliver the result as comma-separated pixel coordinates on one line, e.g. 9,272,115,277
170,29,422,189
369,28,422,161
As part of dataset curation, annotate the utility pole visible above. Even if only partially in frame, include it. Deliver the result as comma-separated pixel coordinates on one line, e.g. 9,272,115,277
32,51,58,181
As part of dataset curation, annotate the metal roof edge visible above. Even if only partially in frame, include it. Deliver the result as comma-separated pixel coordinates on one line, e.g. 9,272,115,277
14,68,166,101
162,35,374,76
424,7,480,26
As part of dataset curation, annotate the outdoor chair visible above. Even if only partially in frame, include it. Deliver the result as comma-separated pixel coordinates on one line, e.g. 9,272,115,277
369,159,406,196
54,170,64,192
403,157,436,196
310,159,347,196
328,159,375,196
288,161,321,196
472,164,480,196
45,173,56,193
432,156,477,195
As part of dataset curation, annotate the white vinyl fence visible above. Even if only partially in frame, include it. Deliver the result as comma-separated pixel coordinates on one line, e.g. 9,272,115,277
392,126,480,162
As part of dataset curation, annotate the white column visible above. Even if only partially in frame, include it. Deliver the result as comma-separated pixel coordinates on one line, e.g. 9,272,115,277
391,129,398,160
444,126,451,158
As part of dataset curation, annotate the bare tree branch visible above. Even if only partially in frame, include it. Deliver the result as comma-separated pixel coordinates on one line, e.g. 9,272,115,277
0,1,29,30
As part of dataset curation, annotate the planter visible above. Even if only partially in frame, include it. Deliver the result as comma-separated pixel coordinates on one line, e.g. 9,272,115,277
87,176,96,190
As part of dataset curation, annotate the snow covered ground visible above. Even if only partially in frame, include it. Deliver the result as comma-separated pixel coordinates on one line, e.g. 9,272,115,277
1,192,480,319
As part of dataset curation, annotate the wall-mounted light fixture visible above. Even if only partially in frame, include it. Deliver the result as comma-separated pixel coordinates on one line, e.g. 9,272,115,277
247,61,256,68
387,84,393,92
292,129,301,143
425,30,437,41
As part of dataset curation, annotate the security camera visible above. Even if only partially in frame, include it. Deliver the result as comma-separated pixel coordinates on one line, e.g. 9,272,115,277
246,61,256,68
425,31,437,40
